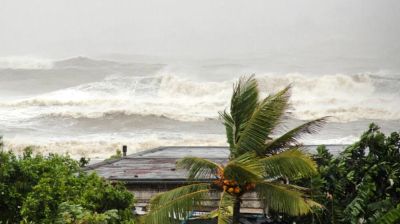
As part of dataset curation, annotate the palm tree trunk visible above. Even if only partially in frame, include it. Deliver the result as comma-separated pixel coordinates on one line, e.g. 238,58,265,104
232,196,241,224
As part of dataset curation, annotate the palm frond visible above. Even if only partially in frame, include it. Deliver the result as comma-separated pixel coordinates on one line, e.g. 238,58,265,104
261,148,317,179
265,117,328,154
215,191,234,224
219,110,236,149
144,183,211,224
235,85,290,156
256,181,321,216
199,191,234,224
177,157,222,180
224,152,264,184
230,75,259,134
376,204,400,224
229,75,259,154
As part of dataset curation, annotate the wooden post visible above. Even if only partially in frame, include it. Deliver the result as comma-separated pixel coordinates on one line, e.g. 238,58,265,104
122,145,127,157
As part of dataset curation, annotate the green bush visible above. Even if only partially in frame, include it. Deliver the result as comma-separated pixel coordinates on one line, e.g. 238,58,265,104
0,146,135,224
106,149,123,161
55,202,120,224
280,123,400,224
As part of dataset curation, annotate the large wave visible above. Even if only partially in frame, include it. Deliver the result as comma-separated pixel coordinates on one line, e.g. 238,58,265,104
1,73,399,123
257,73,400,121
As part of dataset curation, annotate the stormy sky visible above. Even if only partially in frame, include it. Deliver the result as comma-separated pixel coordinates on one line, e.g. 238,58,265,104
1,0,399,60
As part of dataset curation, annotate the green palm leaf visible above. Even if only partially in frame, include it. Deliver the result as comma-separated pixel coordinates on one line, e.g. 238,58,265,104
228,75,259,155
376,204,400,224
234,85,290,156
230,75,259,136
215,191,234,224
144,183,211,224
219,110,236,149
256,181,321,216
265,117,328,154
224,153,264,184
199,191,234,224
261,148,317,179
177,157,222,180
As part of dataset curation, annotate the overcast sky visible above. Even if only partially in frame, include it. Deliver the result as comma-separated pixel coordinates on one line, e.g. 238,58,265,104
1,0,399,60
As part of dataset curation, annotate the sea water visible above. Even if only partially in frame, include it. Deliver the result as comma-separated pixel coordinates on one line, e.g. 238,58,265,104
0,56,399,159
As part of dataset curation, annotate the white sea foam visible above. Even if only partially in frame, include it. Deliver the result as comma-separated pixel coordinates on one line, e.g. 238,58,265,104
257,73,400,121
1,73,399,124
3,133,227,159
2,130,360,159
0,75,231,123
1,72,399,158
301,135,359,145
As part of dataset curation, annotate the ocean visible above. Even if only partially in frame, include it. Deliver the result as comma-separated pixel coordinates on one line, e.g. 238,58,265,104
0,56,399,159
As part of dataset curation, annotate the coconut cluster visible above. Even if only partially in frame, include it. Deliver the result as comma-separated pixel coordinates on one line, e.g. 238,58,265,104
213,177,256,196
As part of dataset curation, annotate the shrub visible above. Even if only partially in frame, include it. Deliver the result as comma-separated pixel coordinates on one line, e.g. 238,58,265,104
281,123,400,224
0,145,135,223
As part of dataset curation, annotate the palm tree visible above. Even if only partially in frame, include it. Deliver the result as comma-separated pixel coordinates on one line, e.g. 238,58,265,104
144,75,326,224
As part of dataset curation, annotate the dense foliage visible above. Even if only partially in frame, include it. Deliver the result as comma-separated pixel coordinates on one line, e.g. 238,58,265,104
0,146,135,224
283,123,400,224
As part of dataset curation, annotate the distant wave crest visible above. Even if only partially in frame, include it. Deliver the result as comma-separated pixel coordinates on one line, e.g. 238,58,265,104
0,56,53,69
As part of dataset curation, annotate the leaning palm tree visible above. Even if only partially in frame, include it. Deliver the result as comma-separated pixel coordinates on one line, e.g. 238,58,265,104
144,75,326,224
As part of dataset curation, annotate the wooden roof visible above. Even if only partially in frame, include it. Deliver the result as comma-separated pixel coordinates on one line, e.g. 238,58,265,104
84,145,346,183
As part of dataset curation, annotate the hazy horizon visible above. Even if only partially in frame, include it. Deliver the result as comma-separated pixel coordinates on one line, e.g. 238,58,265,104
1,0,400,62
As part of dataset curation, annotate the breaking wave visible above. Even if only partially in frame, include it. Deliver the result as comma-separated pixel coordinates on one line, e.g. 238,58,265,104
257,73,400,121
1,73,399,123
1,62,399,159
